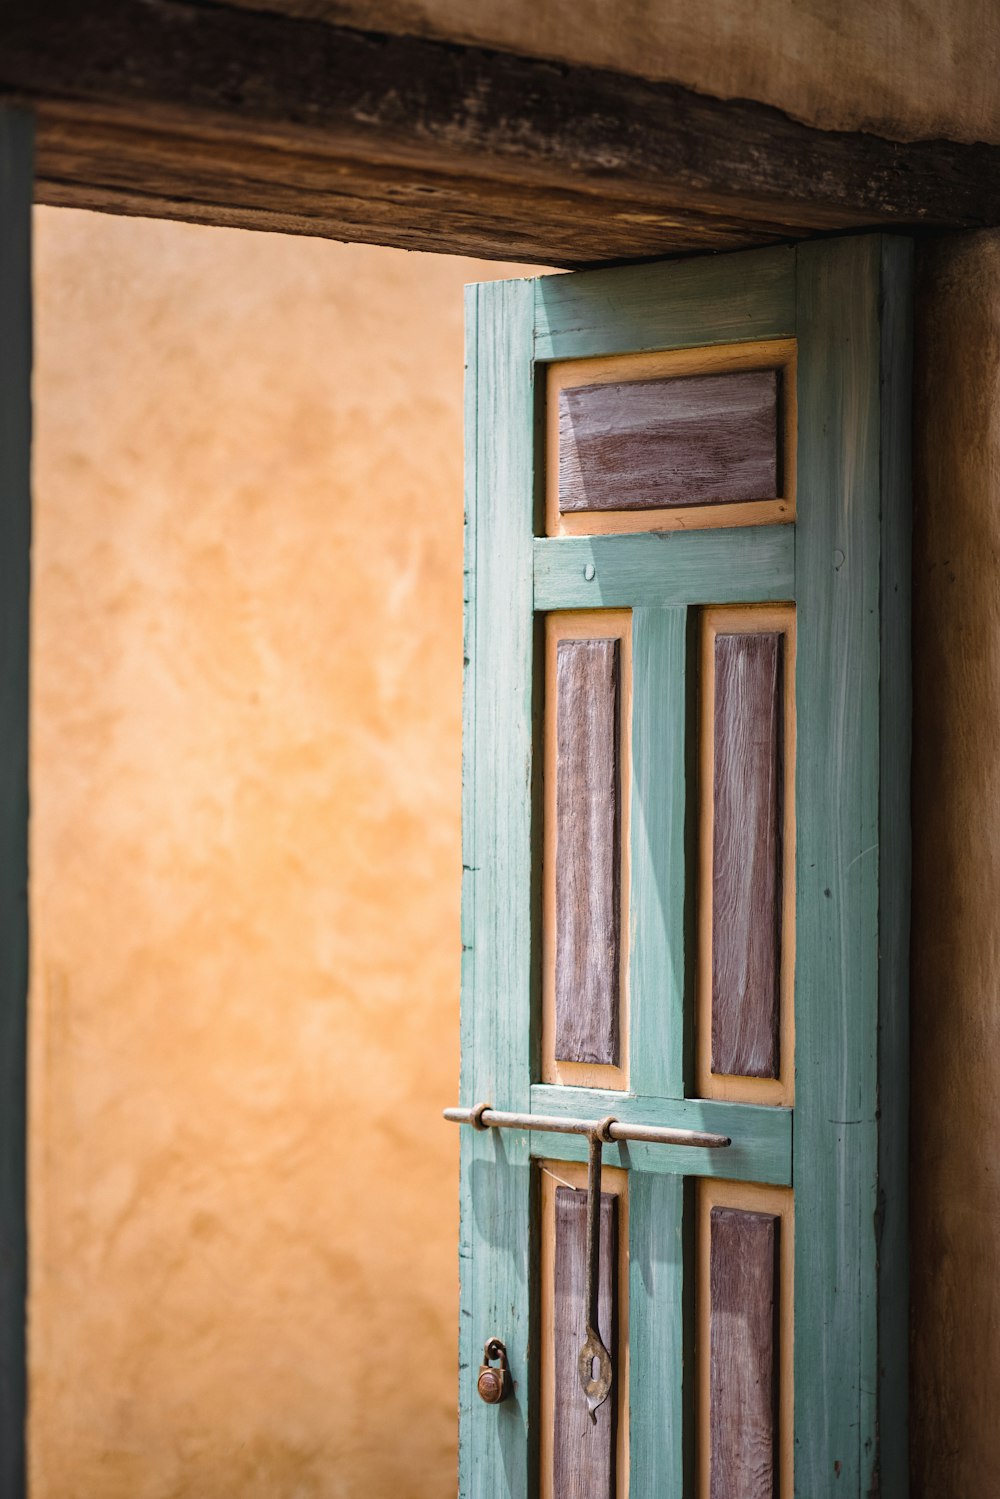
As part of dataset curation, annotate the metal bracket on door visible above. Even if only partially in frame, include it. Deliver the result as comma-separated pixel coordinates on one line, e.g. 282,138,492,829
444,1102,731,1417
579,1116,616,1421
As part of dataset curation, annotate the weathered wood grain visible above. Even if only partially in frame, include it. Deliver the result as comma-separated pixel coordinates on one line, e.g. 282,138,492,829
711,631,783,1079
0,110,31,1499
558,369,779,512
554,638,621,1066
554,1188,617,1498
2,4,999,265
709,1207,779,1499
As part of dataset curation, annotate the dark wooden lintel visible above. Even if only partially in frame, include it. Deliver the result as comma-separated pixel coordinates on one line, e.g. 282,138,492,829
4,0,1000,265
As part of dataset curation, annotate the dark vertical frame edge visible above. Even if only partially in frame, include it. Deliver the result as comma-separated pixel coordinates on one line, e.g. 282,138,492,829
0,106,33,1499
683,607,701,1095
876,234,914,1499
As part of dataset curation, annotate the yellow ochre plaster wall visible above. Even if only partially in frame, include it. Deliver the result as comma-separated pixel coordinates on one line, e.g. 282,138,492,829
29,205,541,1498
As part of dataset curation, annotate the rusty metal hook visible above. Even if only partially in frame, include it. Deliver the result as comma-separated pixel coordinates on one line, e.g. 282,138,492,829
578,1116,617,1423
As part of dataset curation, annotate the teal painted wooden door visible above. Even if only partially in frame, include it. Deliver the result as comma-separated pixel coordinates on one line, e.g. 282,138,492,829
459,238,911,1499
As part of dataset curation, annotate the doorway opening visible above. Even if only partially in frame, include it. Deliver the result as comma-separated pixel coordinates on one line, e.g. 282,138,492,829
30,205,551,1499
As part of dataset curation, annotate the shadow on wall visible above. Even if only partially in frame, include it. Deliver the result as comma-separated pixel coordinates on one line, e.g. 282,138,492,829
29,206,548,1499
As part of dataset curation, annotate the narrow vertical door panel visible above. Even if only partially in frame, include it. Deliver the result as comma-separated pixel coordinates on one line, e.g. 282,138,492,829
697,604,796,1109
541,1159,628,1499
708,1207,779,1499
698,1181,794,1499
554,636,622,1065
543,610,632,1091
553,1188,618,1499
711,630,784,1079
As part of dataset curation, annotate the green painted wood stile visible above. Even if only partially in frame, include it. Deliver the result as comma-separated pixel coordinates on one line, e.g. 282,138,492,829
793,236,913,1499
0,109,32,1499
460,278,538,1498
460,238,911,1499
630,607,688,1103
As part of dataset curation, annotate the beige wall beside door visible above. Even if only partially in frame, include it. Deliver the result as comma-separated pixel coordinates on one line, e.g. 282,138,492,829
29,205,543,1498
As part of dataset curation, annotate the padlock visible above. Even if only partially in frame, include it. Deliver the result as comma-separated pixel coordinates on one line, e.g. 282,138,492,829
477,1337,511,1404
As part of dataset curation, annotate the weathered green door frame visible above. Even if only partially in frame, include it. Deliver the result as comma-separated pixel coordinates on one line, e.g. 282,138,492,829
0,106,33,1497
460,237,911,1497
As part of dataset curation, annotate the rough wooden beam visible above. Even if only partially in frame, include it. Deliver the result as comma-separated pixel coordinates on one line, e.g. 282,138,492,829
5,0,1000,264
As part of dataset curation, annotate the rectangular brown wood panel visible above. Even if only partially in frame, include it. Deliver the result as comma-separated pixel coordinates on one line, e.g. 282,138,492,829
558,369,779,513
554,1187,618,1499
711,631,783,1078
709,1207,779,1499
555,638,621,1065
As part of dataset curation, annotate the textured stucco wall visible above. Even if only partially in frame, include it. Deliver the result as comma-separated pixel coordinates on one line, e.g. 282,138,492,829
910,231,1000,1496
230,0,1000,146
29,206,539,1498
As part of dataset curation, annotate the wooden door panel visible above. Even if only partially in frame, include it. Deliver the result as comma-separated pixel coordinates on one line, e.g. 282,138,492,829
557,368,780,514
540,1159,629,1499
543,611,632,1090
710,629,784,1082
709,1207,779,1499
698,1181,794,1499
552,1187,618,1498
460,238,911,1499
553,636,622,1066
543,339,796,539
698,606,796,1108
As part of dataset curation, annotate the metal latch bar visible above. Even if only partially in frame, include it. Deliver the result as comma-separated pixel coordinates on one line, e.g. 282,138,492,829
442,1102,732,1150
